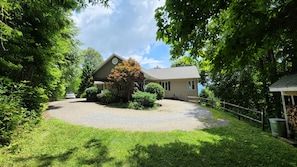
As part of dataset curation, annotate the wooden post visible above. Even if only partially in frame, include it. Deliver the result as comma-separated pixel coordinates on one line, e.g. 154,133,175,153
223,101,226,112
281,92,291,138
238,105,241,120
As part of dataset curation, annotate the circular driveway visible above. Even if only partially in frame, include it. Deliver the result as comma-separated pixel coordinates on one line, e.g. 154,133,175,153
46,99,228,131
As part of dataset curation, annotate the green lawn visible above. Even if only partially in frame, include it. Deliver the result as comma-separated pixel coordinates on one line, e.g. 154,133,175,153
1,108,297,167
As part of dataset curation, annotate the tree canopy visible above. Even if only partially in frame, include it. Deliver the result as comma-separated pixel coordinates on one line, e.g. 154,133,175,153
108,58,142,101
78,47,103,96
155,0,297,116
81,47,104,70
0,0,108,145
156,0,297,73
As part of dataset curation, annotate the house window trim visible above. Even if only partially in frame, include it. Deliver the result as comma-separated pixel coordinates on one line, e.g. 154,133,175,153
159,81,171,91
188,80,196,91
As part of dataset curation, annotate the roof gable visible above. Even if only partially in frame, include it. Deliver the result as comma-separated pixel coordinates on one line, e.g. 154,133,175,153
93,54,124,80
93,54,200,81
93,53,124,74
269,74,297,92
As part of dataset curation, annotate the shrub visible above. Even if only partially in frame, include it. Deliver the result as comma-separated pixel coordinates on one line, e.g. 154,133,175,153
85,87,101,102
199,87,220,107
145,83,165,100
128,101,143,110
0,78,47,146
199,87,215,99
21,86,48,121
80,91,87,98
132,91,156,108
97,89,118,104
0,101,27,145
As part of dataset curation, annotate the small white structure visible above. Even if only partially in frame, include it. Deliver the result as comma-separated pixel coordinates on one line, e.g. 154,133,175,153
269,74,297,138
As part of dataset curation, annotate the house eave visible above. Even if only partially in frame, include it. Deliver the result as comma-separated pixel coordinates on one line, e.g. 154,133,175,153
269,87,297,92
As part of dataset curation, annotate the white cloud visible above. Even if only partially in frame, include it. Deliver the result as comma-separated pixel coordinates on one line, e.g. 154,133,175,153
71,0,168,68
125,54,164,69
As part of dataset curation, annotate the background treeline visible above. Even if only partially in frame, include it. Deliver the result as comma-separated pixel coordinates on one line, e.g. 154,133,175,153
158,0,297,119
0,0,106,145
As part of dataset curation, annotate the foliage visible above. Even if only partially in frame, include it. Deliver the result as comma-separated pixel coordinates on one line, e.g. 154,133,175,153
0,0,109,145
155,0,297,117
199,87,221,107
128,101,143,110
81,47,104,70
77,62,95,97
0,78,47,145
108,58,143,102
77,48,103,97
1,110,297,166
199,87,215,99
97,89,118,104
132,91,156,109
145,83,165,100
62,41,83,94
85,87,101,102
0,101,26,146
171,56,197,67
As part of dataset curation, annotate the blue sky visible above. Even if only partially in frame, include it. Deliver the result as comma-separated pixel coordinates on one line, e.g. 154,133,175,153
72,0,172,69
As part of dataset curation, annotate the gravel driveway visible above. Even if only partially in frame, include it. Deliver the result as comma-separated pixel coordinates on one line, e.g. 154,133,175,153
47,99,228,131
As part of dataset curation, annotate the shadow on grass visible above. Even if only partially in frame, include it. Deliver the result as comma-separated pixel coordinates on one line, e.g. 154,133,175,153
128,141,201,167
14,147,78,166
127,128,297,167
14,138,114,166
77,138,114,166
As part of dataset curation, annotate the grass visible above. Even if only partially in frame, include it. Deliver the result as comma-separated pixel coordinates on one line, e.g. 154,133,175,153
1,107,297,166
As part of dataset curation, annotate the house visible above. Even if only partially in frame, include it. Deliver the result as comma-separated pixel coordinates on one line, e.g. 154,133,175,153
93,54,200,100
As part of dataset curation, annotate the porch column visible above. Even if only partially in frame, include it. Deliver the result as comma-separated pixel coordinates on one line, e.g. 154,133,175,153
281,92,291,138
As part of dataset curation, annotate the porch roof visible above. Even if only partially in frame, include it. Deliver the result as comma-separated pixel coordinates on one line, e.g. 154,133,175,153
142,66,200,80
269,74,297,92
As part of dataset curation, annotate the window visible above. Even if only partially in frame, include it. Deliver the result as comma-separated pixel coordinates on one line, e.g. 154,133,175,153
188,81,195,90
159,81,170,91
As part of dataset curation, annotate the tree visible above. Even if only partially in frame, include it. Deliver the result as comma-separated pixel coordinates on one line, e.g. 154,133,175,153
78,62,96,96
62,41,83,94
171,56,196,67
77,47,103,96
81,47,104,70
108,58,142,102
155,0,297,116
0,0,109,144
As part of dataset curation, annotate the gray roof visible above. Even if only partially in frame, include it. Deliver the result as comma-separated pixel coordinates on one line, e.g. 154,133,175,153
142,66,200,80
269,74,297,92
93,54,200,80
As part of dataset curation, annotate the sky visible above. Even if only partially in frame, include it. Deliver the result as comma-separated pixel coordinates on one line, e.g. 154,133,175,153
71,0,172,69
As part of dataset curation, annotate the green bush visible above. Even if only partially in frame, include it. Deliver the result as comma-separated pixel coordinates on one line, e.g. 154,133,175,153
128,101,143,110
199,87,221,107
0,78,47,146
21,86,48,121
0,101,27,145
85,87,101,102
80,91,87,98
97,89,118,104
132,91,156,108
145,83,165,100
199,87,215,99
